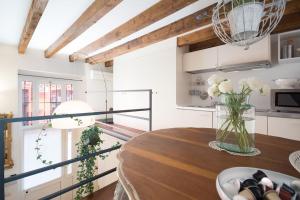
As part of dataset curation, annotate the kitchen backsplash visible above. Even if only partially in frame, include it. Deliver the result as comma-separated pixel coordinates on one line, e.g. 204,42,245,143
190,62,300,109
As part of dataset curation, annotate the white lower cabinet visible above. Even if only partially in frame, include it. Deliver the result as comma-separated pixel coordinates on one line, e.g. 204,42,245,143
175,109,213,128
268,117,300,141
255,116,268,135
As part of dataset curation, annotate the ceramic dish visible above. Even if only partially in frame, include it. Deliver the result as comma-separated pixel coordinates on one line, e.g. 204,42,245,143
216,167,299,200
290,151,300,174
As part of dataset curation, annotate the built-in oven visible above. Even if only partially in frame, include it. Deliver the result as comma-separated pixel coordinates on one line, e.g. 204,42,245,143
271,89,300,112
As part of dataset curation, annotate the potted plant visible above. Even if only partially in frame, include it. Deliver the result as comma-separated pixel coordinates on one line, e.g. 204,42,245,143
207,75,269,153
227,0,264,41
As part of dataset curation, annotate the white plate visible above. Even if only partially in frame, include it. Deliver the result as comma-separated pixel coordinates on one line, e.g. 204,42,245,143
290,151,300,174
216,167,299,200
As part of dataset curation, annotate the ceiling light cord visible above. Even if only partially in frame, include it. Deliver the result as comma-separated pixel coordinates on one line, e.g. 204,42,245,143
74,52,109,123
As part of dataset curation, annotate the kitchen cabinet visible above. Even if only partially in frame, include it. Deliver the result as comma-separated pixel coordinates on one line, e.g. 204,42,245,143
183,46,218,72
176,108,213,128
268,117,300,141
218,36,271,66
255,116,268,135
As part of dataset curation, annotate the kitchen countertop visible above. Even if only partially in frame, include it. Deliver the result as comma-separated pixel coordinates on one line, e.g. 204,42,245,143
176,105,300,119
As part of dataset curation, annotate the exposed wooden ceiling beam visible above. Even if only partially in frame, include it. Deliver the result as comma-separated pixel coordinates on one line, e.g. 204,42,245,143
177,26,216,47
177,0,300,48
44,0,122,58
69,0,198,62
105,60,113,68
18,0,49,54
86,3,216,64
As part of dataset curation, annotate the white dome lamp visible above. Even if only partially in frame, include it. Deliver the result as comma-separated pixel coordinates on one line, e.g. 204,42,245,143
212,0,286,49
51,101,95,129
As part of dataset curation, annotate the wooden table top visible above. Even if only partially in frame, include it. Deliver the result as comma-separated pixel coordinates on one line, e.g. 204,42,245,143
117,128,300,200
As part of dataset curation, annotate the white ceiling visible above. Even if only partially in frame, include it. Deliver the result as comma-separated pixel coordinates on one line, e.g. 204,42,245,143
0,0,216,56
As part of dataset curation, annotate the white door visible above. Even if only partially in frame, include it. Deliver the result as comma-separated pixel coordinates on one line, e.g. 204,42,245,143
19,75,79,200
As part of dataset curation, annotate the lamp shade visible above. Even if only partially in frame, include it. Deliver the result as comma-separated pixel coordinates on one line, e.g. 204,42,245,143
51,100,95,129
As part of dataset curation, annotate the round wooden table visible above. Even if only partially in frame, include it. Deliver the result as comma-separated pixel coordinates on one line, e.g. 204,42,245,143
117,128,300,200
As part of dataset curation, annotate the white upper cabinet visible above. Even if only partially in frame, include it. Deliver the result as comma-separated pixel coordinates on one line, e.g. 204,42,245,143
182,36,271,72
218,36,271,66
183,46,218,72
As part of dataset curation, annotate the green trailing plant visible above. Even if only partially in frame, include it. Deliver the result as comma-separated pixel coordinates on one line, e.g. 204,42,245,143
75,126,120,200
34,118,120,200
34,116,84,165
35,122,54,165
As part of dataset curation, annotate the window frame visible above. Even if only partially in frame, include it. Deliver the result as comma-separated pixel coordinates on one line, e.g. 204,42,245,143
18,74,78,192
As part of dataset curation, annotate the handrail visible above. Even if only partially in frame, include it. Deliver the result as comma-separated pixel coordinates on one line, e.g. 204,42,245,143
0,89,153,200
0,108,150,123
40,168,117,200
4,145,121,184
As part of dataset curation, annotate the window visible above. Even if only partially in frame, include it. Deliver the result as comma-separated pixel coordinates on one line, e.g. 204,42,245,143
22,81,33,126
23,128,62,190
39,83,62,123
19,75,78,190
66,84,73,101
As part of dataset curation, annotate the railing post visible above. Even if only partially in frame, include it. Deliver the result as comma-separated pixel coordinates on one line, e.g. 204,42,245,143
149,90,152,131
0,121,5,200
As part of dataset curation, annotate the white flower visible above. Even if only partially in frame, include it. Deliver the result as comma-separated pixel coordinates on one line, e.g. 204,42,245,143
239,78,249,89
259,84,270,96
207,84,220,97
207,74,226,85
247,78,263,91
218,80,233,93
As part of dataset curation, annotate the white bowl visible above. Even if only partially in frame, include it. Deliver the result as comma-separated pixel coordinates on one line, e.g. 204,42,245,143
216,167,299,200
274,78,300,89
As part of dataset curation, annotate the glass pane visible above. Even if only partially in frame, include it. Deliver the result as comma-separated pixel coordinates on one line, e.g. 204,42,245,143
44,84,50,103
22,103,32,126
57,85,62,102
39,84,45,103
22,81,32,103
66,84,73,101
50,103,57,114
44,103,51,116
22,81,33,126
38,102,44,116
50,84,57,102
23,128,62,189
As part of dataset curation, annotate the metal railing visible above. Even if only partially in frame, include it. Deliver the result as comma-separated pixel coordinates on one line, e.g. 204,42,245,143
0,89,152,200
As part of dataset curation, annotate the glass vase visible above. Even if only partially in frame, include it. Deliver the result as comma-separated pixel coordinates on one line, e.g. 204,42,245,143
216,94,255,153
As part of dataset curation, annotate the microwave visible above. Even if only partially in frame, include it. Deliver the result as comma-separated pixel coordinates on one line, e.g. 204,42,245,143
271,89,300,112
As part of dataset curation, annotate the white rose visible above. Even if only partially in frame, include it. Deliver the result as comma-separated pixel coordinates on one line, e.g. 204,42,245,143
207,84,220,97
207,74,226,85
259,84,270,96
239,78,249,89
218,80,233,93
247,78,263,91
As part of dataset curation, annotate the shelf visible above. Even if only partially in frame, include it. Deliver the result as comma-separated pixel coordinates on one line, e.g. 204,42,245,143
278,29,300,63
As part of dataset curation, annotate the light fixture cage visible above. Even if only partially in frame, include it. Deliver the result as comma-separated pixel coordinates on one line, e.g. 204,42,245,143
212,0,286,49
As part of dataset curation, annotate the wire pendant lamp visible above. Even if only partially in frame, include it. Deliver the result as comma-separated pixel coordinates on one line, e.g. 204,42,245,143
212,0,286,49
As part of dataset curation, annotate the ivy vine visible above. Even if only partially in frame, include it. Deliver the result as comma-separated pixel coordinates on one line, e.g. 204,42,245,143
35,122,53,165
75,125,120,199
35,120,120,200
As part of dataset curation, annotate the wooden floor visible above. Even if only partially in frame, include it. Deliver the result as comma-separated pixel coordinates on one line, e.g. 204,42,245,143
96,121,145,138
83,182,117,200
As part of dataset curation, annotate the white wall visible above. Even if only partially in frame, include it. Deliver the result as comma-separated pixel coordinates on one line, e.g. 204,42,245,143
113,38,213,130
0,43,87,199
